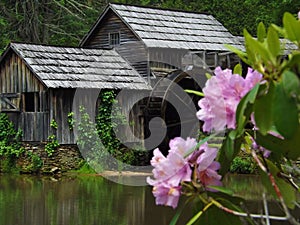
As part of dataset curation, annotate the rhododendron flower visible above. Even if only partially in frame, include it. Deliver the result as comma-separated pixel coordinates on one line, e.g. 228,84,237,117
147,137,222,208
151,182,181,209
198,161,222,191
197,67,262,132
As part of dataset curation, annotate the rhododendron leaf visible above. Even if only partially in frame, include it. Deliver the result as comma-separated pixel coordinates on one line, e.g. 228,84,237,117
267,26,281,58
253,131,284,158
207,186,234,195
243,29,256,63
257,22,266,42
224,44,249,65
255,127,300,160
260,159,296,209
233,63,242,75
244,29,272,65
205,73,212,79
219,136,243,175
281,70,300,97
283,12,300,43
235,84,260,136
271,24,285,37
254,82,275,135
169,198,190,225
194,198,243,225
185,89,204,97
273,79,299,139
281,52,300,72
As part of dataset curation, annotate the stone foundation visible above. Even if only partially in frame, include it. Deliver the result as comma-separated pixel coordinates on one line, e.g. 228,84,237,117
1,142,84,174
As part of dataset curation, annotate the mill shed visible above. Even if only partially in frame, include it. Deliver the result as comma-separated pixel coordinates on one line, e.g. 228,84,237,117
0,43,151,144
80,3,244,151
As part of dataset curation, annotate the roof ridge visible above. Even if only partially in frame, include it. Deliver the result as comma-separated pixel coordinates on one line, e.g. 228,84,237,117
10,42,114,51
109,2,211,16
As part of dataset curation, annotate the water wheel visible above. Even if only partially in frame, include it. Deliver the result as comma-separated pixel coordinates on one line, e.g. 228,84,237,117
144,68,208,154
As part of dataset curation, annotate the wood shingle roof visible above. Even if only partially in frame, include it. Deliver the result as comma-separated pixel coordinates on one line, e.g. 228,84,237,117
4,43,151,90
83,3,244,51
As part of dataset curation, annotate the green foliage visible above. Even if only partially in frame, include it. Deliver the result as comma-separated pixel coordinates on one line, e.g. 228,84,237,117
229,157,256,174
45,135,59,157
96,90,130,165
67,112,75,130
0,113,24,172
25,152,43,173
72,161,96,174
217,12,300,221
50,119,58,129
0,113,24,157
171,12,300,225
1,0,300,54
77,105,107,172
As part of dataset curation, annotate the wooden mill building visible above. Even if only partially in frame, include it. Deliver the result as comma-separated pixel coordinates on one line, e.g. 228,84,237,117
0,3,243,151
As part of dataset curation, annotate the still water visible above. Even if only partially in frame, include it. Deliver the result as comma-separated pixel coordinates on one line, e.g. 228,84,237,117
0,174,298,225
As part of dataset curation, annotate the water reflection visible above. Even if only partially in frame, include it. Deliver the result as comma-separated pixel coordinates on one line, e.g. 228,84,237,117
0,174,179,225
0,174,298,225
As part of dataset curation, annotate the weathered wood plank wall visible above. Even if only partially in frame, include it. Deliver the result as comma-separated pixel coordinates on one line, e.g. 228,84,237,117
83,9,149,78
0,52,45,94
0,52,50,142
49,89,76,144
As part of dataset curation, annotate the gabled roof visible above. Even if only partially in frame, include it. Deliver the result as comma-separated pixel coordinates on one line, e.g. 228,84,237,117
81,3,243,51
1,43,151,90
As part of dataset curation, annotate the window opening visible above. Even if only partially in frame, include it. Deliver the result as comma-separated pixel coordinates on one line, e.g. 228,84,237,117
109,32,120,47
24,92,36,112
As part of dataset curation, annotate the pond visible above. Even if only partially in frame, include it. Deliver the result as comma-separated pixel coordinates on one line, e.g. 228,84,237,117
0,174,298,225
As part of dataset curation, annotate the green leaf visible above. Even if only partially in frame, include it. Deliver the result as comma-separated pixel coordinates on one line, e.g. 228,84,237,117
235,83,260,136
283,12,300,43
169,198,190,225
218,135,243,176
267,26,281,58
194,198,243,225
185,89,204,97
257,22,266,42
243,29,256,63
271,24,285,37
224,44,249,65
254,131,285,158
281,70,300,97
254,82,275,135
224,132,235,161
273,79,299,139
281,52,300,72
205,73,212,79
260,159,296,209
254,127,300,160
245,31,272,66
233,64,242,75
284,126,300,159
207,186,234,196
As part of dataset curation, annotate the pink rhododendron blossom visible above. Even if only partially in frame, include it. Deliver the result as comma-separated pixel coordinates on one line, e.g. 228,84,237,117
197,67,262,132
151,183,181,209
198,161,222,191
147,137,222,208
196,142,218,171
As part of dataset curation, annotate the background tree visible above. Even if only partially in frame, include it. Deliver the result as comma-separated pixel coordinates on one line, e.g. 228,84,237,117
0,0,300,53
